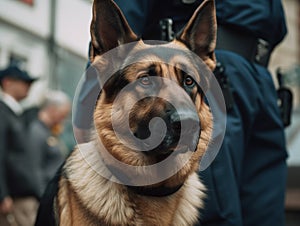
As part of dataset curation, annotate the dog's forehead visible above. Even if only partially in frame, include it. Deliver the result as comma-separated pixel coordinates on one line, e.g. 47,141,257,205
120,40,202,83
127,40,194,66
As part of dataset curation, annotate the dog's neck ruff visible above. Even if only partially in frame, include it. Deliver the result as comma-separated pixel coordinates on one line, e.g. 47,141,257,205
105,161,184,197
127,183,184,197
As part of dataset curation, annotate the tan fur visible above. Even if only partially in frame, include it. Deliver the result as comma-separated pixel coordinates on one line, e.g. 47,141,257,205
54,0,217,225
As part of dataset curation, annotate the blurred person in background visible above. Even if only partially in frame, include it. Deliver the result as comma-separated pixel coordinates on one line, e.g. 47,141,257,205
0,65,39,226
27,90,71,199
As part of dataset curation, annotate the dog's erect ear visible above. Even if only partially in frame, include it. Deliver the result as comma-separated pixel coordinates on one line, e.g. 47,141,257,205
177,0,217,69
90,0,138,61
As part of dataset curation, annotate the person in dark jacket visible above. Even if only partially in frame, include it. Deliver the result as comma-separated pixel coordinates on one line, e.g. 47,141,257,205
0,65,39,226
28,90,71,198
73,0,288,225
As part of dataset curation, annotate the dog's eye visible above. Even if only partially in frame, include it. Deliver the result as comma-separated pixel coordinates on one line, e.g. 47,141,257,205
184,76,195,87
139,76,151,86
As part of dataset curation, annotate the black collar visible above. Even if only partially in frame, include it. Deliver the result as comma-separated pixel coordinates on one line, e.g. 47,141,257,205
127,183,183,197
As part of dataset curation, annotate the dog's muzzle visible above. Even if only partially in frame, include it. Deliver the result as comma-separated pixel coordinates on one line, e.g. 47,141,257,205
135,104,201,156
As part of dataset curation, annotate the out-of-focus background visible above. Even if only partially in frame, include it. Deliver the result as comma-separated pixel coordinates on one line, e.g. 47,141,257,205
0,0,93,150
0,0,299,224
268,1,300,225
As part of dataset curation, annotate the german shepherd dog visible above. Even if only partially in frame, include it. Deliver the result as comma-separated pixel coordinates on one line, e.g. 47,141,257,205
36,0,216,225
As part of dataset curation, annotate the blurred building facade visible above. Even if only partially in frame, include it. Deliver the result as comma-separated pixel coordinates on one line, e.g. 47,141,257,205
0,0,92,107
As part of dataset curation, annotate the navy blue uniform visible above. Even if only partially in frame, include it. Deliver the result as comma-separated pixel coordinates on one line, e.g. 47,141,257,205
73,1,288,226
201,1,288,226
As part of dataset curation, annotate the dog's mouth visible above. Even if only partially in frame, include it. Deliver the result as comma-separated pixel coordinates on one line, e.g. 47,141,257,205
143,136,199,158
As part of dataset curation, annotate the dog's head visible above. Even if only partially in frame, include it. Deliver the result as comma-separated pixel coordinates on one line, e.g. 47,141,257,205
90,0,216,187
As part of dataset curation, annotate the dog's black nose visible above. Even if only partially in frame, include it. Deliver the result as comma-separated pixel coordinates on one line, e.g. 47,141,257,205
133,104,201,156
147,106,199,152
167,108,201,151
169,110,200,136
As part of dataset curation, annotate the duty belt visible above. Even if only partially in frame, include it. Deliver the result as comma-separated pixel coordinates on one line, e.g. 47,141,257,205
216,25,272,67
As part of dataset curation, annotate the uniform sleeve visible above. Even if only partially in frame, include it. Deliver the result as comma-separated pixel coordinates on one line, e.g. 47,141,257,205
0,112,9,201
215,0,287,47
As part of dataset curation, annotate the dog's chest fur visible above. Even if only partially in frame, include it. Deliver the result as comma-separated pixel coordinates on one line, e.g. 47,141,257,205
55,142,205,226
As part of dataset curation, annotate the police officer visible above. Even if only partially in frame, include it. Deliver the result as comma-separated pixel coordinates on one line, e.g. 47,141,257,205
73,0,288,225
